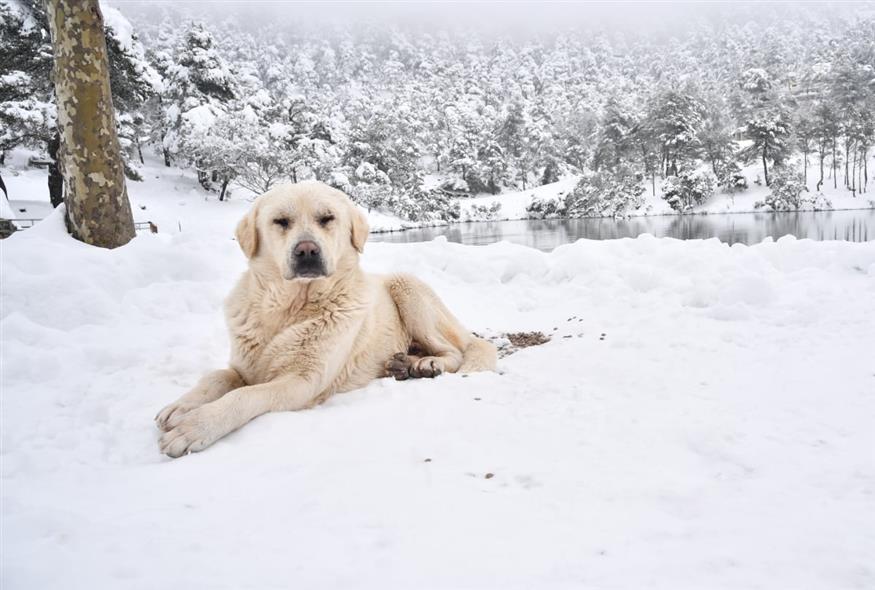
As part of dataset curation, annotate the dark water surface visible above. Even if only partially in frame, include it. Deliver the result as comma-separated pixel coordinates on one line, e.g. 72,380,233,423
371,209,875,251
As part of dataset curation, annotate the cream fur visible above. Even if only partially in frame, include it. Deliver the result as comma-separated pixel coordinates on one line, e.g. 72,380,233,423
156,181,496,458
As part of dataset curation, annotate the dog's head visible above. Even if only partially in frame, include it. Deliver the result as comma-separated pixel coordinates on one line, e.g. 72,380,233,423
235,181,369,281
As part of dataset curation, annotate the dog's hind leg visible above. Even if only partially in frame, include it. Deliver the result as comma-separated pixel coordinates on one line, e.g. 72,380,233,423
458,336,497,373
385,274,496,379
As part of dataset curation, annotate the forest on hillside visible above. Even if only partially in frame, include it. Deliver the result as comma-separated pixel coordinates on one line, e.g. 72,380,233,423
1,1,874,221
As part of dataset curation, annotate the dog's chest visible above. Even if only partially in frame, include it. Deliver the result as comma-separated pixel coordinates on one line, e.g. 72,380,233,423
227,294,312,383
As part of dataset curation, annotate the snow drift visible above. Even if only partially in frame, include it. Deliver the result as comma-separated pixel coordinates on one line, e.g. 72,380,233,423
2,211,874,589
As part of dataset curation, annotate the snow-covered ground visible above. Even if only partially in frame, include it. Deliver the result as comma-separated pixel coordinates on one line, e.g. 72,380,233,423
1,154,412,234
2,202,874,588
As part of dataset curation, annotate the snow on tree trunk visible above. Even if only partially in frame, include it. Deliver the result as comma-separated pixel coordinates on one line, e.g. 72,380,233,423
46,0,135,249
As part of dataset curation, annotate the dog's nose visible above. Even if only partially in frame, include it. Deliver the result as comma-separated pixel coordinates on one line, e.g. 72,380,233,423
293,241,320,258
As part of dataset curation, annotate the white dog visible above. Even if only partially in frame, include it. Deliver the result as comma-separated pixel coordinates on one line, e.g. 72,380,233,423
156,181,496,457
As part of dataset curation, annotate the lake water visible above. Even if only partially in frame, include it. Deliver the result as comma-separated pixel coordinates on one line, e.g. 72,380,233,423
371,209,875,251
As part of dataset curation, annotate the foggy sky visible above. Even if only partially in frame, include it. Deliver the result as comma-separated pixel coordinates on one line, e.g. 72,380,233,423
108,1,873,38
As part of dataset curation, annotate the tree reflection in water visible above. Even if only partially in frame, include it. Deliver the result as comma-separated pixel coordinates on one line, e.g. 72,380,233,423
372,209,875,251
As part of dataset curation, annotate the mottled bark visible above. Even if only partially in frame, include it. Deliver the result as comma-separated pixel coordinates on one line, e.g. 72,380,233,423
46,0,135,248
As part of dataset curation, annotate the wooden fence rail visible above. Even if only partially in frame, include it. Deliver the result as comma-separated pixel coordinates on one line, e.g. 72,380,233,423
0,218,157,238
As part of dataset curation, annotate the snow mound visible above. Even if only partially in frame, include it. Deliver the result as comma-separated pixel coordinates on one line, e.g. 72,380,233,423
2,220,875,589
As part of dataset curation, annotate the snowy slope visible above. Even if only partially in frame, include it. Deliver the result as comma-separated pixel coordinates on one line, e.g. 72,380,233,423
2,209,874,589
1,155,411,235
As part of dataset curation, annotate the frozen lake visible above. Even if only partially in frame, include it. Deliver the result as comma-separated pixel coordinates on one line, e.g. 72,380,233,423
372,209,875,250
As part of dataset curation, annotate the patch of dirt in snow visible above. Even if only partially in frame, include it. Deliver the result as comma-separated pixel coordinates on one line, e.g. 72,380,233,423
482,330,552,358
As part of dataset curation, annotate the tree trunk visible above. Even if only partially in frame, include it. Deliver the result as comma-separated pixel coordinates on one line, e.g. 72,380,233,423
851,148,857,195
802,149,807,185
864,150,868,193
832,139,837,189
47,131,64,208
46,0,135,248
761,145,769,187
844,141,850,190
818,146,824,191
135,136,144,165
159,130,172,168
219,177,230,201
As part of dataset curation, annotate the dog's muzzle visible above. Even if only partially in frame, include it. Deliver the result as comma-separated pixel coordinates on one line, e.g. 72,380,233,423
291,240,326,278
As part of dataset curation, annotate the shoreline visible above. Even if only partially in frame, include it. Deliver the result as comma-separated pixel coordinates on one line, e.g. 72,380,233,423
368,204,875,235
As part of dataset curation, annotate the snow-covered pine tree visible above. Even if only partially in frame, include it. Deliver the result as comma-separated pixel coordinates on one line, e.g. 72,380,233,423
160,22,237,184
0,0,55,161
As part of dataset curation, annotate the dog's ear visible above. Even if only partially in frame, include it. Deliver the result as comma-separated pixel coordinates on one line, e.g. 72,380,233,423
350,205,369,254
235,203,259,258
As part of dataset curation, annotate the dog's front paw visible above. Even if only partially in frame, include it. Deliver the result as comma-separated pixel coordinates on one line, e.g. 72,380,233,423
155,401,200,432
158,406,224,458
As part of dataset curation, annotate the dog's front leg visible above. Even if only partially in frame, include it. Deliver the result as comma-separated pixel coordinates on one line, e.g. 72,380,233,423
155,368,245,431
158,376,320,458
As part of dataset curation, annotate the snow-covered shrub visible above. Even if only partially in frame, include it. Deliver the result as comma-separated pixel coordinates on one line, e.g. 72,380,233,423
661,169,716,213
385,188,460,223
725,172,748,193
347,162,393,211
438,178,469,193
419,189,461,222
565,169,644,218
714,161,747,193
811,194,833,211
326,171,352,194
464,202,502,221
525,197,567,219
464,170,499,195
757,167,827,211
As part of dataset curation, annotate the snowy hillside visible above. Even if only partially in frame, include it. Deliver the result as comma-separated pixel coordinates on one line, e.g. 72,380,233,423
3,211,874,589
1,153,411,234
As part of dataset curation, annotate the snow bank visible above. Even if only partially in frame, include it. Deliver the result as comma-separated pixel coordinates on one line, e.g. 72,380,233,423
2,214,874,589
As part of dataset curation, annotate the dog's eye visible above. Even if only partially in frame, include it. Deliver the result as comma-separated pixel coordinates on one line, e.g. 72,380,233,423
318,214,335,227
273,217,290,229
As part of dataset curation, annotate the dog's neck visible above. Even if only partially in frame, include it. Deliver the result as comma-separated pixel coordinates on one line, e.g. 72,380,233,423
247,259,366,318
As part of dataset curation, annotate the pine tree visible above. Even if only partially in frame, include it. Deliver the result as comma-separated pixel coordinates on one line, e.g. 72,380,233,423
647,90,705,177
160,22,237,176
740,107,793,187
